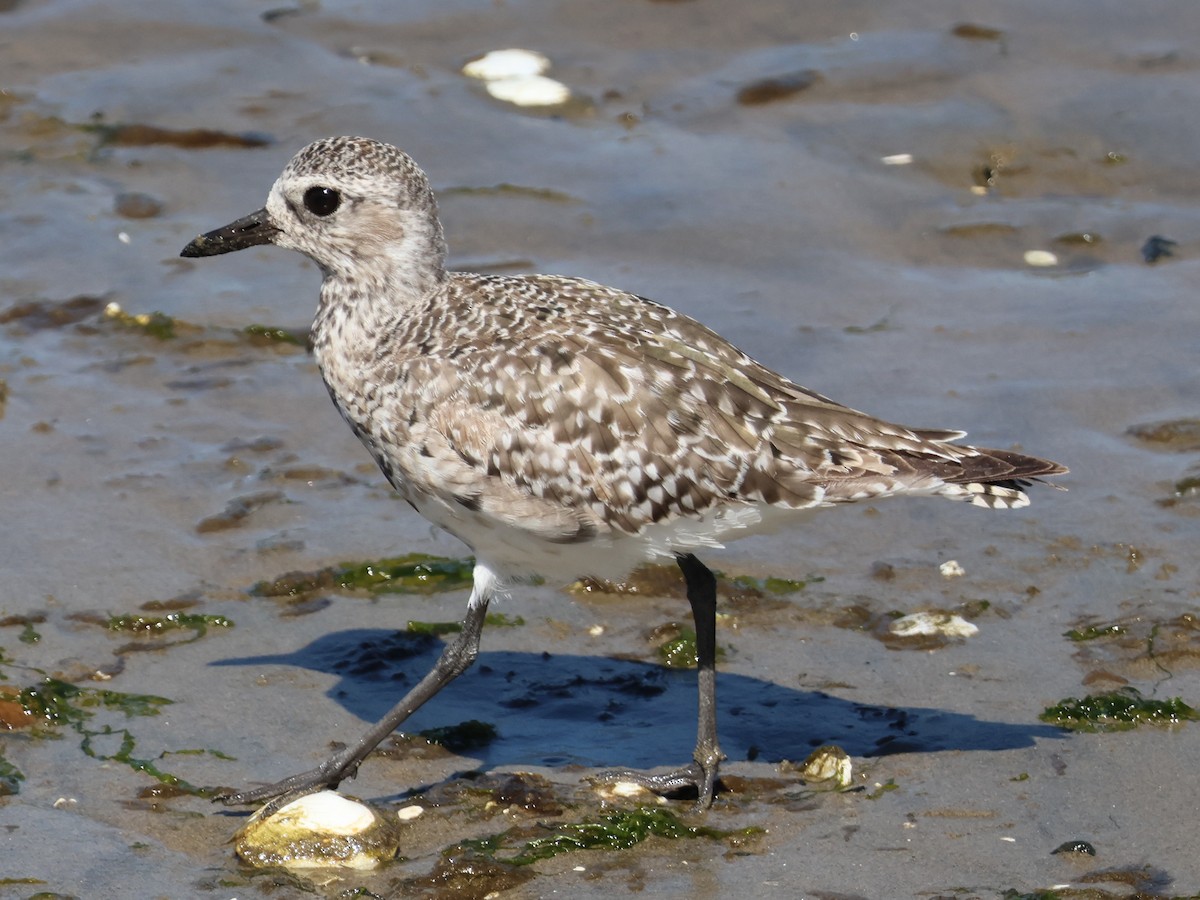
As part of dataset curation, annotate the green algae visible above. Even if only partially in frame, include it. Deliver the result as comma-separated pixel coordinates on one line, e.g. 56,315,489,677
101,304,306,351
165,746,235,761
405,620,462,637
417,719,498,753
573,563,815,601
508,807,755,864
80,726,214,795
242,323,306,346
484,613,526,628
103,304,177,339
727,573,813,595
15,677,214,795
347,554,474,594
655,625,726,669
1065,623,1127,642
1040,687,1199,732
19,677,172,729
106,612,233,642
252,553,475,598
0,750,24,795
1173,475,1200,497
1065,610,1200,682
444,807,756,869
865,778,899,800
1,613,46,646
843,314,892,335
658,627,700,668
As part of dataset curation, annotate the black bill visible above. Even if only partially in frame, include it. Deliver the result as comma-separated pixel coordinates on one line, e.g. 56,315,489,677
180,208,280,258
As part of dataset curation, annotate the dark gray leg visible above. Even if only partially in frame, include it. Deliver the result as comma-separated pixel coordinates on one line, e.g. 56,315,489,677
218,589,491,817
599,552,725,807
680,552,724,803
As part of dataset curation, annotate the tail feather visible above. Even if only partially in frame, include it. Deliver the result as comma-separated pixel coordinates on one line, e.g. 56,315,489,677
933,445,1067,509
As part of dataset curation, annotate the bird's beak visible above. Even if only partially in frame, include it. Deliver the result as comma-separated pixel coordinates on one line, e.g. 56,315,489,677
180,208,280,258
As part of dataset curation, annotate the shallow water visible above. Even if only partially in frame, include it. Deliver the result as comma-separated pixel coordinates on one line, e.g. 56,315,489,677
3,0,1200,896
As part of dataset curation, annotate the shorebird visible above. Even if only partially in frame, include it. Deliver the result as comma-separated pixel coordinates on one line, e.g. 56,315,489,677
181,136,1065,813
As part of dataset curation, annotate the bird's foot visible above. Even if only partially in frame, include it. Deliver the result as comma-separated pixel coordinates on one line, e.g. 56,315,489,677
597,759,721,810
214,757,359,819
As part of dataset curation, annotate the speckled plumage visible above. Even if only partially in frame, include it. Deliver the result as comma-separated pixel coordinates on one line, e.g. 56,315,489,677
181,136,1065,810
260,137,1064,586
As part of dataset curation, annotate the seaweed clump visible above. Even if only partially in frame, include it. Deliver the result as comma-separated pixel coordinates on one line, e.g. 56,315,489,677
1041,687,1199,732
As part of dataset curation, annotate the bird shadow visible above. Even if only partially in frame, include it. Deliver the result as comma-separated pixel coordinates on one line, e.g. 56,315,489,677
212,627,1062,772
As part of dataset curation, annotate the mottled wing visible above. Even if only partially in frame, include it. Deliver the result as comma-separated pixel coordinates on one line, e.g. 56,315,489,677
384,273,1063,539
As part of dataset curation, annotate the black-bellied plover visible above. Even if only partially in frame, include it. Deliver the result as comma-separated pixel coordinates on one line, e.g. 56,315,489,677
182,136,1065,813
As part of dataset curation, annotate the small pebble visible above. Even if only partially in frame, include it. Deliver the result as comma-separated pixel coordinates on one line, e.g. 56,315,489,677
114,192,164,219
735,69,820,105
1141,235,1177,263
951,23,1005,41
870,561,896,580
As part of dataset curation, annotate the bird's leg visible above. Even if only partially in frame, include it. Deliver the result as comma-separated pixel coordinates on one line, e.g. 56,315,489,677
216,577,492,818
681,552,725,804
599,552,725,808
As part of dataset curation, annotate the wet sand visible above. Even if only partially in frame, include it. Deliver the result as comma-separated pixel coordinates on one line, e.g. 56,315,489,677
2,0,1199,896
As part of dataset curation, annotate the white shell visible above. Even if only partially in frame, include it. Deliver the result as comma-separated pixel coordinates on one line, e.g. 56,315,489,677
798,745,854,787
234,791,403,870
889,611,979,638
485,75,572,107
594,779,666,803
462,48,550,81
938,559,965,578
1023,249,1058,267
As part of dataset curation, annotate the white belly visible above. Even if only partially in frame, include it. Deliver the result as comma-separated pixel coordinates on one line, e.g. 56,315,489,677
407,490,816,586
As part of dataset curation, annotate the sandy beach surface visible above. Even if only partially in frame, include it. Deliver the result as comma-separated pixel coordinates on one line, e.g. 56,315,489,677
2,1,1199,897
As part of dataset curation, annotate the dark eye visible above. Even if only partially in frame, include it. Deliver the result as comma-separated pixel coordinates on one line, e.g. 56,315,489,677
303,186,341,217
